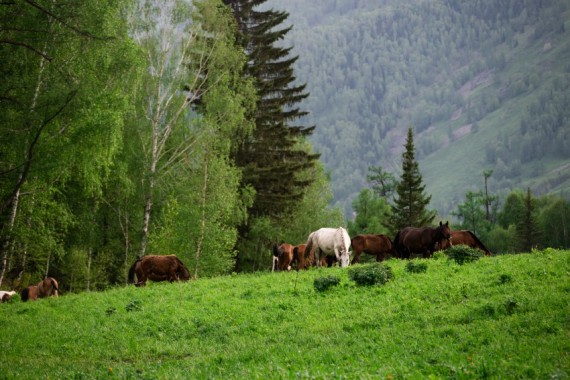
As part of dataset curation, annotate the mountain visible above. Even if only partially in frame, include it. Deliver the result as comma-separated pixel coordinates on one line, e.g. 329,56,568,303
268,0,570,217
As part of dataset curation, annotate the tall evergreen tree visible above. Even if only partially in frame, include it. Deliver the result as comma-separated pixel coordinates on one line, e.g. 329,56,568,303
222,0,319,218
515,187,541,252
388,127,435,233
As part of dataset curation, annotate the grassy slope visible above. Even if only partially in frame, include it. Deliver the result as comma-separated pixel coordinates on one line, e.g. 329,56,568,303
1,250,569,379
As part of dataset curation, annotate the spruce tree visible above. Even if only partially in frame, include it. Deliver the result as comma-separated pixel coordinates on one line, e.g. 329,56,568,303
515,187,541,252
388,127,435,233
222,0,319,219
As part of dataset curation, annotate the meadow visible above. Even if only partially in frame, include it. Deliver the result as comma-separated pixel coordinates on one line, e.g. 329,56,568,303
1,249,569,379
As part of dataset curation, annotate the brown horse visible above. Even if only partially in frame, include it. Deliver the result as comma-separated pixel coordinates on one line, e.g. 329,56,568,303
128,255,190,287
395,221,452,259
436,230,493,256
21,277,60,302
272,243,295,271
292,244,308,270
0,291,16,303
351,234,394,264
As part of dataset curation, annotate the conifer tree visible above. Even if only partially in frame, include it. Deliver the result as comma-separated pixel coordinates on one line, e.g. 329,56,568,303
388,127,435,233
222,0,319,219
515,187,541,252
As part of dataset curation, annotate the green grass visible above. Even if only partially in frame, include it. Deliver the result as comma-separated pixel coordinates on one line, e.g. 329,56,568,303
2,249,569,379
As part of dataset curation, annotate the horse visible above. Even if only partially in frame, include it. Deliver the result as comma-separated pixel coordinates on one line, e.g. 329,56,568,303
272,243,295,271
0,291,16,303
304,227,351,268
394,221,452,259
436,230,493,256
351,234,394,264
292,244,308,270
21,277,60,302
128,255,190,287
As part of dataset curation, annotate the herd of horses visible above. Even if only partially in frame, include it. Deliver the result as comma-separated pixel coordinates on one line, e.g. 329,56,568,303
0,223,492,301
273,222,492,272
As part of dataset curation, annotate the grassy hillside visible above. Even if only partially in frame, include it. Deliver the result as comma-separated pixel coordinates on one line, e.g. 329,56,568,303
1,250,569,378
268,0,570,216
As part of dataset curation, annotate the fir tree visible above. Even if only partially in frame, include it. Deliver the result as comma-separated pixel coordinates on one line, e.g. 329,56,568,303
388,127,435,233
223,0,319,219
515,187,541,252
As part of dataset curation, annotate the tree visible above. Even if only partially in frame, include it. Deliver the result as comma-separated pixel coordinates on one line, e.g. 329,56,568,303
515,188,541,252
452,191,487,233
367,166,397,199
348,189,391,237
388,127,436,233
222,0,320,270
0,1,138,287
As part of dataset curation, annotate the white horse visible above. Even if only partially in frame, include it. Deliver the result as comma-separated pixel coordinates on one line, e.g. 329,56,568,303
305,227,351,268
0,290,16,303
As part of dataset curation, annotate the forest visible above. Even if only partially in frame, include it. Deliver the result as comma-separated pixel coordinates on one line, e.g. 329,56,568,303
1,0,569,294
270,0,570,216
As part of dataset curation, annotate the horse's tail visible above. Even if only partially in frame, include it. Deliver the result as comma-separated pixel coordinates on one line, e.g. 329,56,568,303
467,231,493,256
393,230,402,257
21,288,29,302
128,257,142,284
292,246,299,270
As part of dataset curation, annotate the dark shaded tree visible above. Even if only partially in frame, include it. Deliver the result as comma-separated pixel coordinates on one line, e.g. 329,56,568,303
515,188,542,252
387,127,436,233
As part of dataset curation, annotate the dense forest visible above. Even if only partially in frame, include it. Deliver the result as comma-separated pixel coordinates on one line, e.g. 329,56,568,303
269,0,570,216
1,0,570,293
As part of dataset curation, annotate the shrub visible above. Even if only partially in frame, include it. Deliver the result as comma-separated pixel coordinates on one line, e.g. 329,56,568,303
405,261,428,273
348,263,393,286
446,245,483,265
313,276,341,292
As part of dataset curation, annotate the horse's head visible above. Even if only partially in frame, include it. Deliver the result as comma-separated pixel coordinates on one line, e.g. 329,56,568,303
437,221,452,243
339,250,351,267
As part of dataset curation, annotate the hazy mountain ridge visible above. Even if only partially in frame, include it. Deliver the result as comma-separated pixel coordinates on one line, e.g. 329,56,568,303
269,0,570,216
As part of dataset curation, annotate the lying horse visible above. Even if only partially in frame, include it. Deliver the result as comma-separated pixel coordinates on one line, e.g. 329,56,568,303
128,255,190,287
351,234,394,264
21,277,60,302
305,227,351,268
272,243,295,271
0,291,16,303
436,230,492,256
395,221,451,259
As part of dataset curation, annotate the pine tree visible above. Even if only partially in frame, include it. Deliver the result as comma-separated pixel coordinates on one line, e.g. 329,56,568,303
388,127,436,233
222,0,319,219
515,187,541,252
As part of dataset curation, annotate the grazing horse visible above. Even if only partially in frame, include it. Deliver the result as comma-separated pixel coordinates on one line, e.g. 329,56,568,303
21,277,60,302
351,234,395,264
395,221,452,259
0,291,16,303
436,230,493,256
292,244,308,270
128,255,190,287
272,243,295,271
304,227,351,268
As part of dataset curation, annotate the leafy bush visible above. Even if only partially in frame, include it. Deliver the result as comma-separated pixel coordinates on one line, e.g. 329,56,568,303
313,276,341,292
348,263,393,286
446,245,483,265
405,261,428,273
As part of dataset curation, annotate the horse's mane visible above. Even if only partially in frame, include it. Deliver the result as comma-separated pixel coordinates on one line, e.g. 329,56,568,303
466,230,492,255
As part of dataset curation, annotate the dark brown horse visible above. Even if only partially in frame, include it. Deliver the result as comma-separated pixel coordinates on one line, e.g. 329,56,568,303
395,221,452,259
351,234,394,264
21,277,60,302
128,255,190,287
436,230,493,256
272,243,295,271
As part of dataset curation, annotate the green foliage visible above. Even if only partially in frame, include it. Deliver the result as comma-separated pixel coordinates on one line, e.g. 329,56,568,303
348,263,393,286
446,245,483,265
405,261,428,274
347,188,391,236
313,275,341,292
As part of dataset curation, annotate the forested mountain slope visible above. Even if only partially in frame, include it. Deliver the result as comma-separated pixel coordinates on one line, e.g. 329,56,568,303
269,0,570,216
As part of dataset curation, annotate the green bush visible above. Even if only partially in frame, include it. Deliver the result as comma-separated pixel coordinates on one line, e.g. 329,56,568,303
405,261,428,273
446,245,483,265
348,263,393,286
313,276,341,292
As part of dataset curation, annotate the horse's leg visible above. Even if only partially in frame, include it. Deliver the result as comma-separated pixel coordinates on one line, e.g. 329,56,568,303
352,249,361,264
